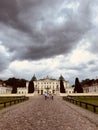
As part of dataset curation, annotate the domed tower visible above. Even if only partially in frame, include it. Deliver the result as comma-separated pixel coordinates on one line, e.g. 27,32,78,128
31,74,37,81
59,75,65,81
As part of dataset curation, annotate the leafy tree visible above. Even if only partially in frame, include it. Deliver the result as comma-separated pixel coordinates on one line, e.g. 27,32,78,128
60,79,65,93
72,85,75,87
28,80,34,93
81,79,95,86
74,77,83,93
95,79,98,84
5,77,27,93
18,79,26,87
28,75,37,93
5,78,17,93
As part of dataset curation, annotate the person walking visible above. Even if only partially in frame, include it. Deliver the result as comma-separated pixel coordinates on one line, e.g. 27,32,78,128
44,92,47,100
51,93,54,100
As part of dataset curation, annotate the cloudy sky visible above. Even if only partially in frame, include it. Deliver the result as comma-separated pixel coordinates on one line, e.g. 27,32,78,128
0,0,98,84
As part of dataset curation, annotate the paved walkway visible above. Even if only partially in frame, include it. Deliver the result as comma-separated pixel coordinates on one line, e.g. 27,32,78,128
0,95,98,130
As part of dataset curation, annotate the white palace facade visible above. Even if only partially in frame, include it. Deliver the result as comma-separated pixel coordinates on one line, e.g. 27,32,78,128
17,75,74,95
0,81,12,94
34,76,73,95
17,82,29,94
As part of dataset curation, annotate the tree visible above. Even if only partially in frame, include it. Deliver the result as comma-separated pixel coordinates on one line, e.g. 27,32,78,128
28,75,37,93
5,77,27,93
5,78,17,93
74,77,83,93
81,79,95,86
28,80,34,93
60,79,65,93
72,85,75,87
18,79,26,87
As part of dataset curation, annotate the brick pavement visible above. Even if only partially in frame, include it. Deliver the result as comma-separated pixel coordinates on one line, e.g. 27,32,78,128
0,95,97,130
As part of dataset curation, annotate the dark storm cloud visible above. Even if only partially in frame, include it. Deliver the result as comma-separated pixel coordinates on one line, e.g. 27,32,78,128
0,45,11,71
87,27,98,53
0,0,18,22
88,60,96,65
0,0,32,33
0,0,93,62
0,54,9,71
87,60,98,73
58,63,88,72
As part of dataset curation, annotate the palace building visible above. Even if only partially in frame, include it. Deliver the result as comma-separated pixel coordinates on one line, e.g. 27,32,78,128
0,81,12,94
17,75,74,95
34,75,71,95
17,82,29,94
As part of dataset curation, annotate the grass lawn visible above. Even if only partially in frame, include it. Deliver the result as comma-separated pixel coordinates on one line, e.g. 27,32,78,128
0,97,19,102
0,97,27,110
65,96,98,114
74,96,98,105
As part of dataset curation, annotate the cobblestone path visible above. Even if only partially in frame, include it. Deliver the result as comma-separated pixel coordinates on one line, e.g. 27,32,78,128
0,95,97,130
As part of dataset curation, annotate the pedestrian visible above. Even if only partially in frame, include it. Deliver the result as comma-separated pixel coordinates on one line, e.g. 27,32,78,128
44,92,47,100
51,93,53,100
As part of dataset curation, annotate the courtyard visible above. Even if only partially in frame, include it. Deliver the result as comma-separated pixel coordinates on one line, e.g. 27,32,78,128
0,95,97,130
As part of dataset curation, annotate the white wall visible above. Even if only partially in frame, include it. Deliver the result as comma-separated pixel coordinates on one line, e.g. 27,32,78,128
0,85,12,94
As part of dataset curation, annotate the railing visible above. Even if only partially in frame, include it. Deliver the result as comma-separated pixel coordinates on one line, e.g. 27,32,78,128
0,96,29,108
63,96,98,113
